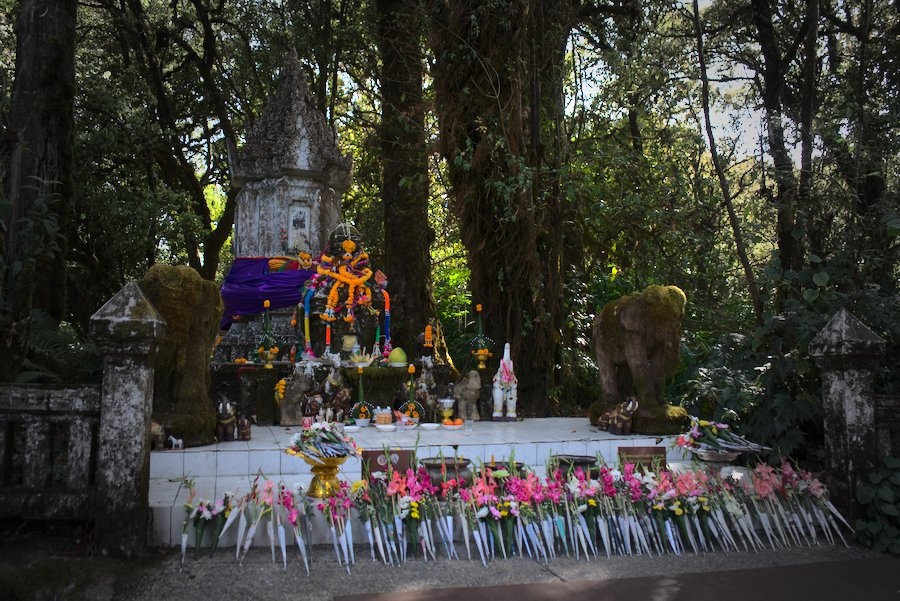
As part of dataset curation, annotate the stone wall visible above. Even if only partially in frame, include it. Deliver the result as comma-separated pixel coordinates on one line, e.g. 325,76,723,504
0,282,165,558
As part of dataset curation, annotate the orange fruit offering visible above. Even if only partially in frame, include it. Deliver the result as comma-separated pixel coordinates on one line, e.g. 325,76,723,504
454,418,464,425
442,419,453,425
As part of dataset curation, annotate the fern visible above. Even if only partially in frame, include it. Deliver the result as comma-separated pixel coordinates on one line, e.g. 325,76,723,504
16,310,101,385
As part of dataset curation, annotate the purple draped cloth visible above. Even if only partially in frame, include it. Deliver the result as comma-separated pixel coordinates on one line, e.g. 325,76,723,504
219,257,316,329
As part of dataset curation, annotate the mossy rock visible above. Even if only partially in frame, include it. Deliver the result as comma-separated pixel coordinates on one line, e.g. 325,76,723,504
588,401,688,435
633,404,689,435
141,264,222,446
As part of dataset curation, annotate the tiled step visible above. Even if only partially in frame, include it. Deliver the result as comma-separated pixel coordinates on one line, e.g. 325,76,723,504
148,418,689,547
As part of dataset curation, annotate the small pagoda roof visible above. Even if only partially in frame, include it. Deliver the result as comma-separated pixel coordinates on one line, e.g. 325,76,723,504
230,53,351,191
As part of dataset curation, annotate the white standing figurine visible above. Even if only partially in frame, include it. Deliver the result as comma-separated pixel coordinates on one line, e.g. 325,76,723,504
492,343,518,419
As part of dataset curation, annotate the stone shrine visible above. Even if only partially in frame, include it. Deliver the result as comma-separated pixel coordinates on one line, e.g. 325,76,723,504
212,55,353,422
230,54,351,258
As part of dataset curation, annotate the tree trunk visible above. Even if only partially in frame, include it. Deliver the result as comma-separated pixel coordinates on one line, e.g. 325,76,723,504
430,0,573,415
377,0,437,356
693,0,764,326
752,0,804,310
1,0,77,379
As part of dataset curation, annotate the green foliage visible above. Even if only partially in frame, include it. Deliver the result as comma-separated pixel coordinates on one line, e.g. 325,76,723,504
16,310,101,385
856,456,900,555
673,332,761,424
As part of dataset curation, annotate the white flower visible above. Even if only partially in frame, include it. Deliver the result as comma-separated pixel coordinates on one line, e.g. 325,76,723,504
723,495,743,517
476,506,490,519
610,469,622,482
577,504,588,514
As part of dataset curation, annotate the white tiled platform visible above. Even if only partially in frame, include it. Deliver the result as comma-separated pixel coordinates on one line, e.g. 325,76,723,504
148,418,689,547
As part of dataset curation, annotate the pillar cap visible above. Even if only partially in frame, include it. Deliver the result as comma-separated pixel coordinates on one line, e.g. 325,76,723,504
90,281,167,347
809,308,885,359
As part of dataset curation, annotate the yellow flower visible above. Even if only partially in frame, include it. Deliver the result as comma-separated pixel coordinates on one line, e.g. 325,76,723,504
675,508,684,516
263,299,271,309
351,480,367,493
408,364,415,374
698,420,710,427
588,498,597,507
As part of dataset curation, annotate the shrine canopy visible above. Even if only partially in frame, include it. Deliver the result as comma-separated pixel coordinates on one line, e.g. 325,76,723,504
220,257,315,329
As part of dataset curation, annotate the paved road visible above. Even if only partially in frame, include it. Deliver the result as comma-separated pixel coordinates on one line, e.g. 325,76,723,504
1,525,896,601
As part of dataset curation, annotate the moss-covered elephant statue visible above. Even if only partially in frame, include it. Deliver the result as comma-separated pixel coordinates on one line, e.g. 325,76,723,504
592,285,686,408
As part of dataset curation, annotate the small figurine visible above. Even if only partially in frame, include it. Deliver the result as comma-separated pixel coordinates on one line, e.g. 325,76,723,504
453,369,481,421
237,413,252,440
168,435,184,450
597,397,638,435
324,351,346,396
492,342,518,420
216,400,236,442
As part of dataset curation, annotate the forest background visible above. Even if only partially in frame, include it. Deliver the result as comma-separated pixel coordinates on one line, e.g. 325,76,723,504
1,0,897,466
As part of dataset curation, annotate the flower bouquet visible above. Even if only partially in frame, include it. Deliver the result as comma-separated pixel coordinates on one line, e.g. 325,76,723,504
316,481,355,572
676,416,769,461
286,422,358,462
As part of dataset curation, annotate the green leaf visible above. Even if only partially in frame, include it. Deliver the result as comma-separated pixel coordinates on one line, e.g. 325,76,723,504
880,503,899,517
812,271,830,287
857,486,876,504
870,472,885,485
808,254,822,263
889,472,900,486
878,485,896,503
803,289,819,303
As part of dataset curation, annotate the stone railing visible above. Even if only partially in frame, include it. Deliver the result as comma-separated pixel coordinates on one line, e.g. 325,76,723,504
0,282,165,557
0,385,100,519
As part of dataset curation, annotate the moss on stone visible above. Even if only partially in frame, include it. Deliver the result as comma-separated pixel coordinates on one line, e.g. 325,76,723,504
588,400,688,435
594,284,686,408
141,264,222,446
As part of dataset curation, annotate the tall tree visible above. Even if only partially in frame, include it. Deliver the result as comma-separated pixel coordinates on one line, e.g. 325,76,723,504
692,0,764,326
1,0,76,379
376,0,437,355
429,0,643,412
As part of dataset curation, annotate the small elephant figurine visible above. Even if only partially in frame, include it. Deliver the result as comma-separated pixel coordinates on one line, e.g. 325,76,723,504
453,369,481,421
216,400,236,442
598,397,638,435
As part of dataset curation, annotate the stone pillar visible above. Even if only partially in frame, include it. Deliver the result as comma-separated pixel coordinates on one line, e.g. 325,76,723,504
809,308,885,519
90,281,167,557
